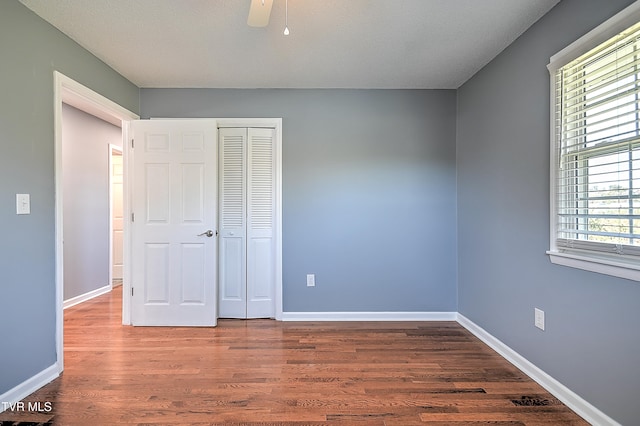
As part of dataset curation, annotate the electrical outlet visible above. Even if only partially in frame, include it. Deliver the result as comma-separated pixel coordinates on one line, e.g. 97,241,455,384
306,274,315,287
534,308,545,331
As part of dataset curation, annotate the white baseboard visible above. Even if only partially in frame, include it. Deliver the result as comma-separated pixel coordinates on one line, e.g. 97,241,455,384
63,284,111,310
281,311,457,321
456,314,620,426
0,363,60,414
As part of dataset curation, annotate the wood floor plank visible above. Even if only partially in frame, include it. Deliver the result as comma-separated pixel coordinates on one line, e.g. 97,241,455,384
1,286,589,425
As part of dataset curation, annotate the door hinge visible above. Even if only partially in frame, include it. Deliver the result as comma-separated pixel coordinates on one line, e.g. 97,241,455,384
131,212,135,222
131,287,134,296
131,138,134,148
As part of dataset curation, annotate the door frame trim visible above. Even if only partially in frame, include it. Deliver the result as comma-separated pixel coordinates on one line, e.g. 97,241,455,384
54,71,139,372
217,118,283,319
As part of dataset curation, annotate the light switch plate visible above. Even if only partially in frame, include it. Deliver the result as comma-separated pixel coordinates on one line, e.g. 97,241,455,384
306,274,315,287
16,194,30,215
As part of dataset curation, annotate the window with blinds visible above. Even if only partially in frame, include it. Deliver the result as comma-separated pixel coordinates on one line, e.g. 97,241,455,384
553,20,640,258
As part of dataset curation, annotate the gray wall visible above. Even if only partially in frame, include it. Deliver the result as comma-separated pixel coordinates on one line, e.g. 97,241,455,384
0,1,138,395
62,104,122,301
141,89,458,312
456,1,640,424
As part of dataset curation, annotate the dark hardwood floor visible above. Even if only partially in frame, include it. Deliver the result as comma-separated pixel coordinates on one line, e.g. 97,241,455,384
1,286,588,425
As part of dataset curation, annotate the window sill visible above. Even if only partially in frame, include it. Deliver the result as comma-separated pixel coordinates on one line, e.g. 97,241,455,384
547,250,640,282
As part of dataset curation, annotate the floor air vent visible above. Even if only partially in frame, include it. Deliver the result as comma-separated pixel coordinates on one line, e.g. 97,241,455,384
511,396,551,406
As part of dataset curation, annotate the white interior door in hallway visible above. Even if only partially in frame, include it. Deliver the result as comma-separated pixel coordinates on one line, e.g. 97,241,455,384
111,148,124,282
130,119,218,326
219,127,276,319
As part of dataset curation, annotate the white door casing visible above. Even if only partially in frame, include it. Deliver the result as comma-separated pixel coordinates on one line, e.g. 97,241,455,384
130,119,218,326
219,127,276,318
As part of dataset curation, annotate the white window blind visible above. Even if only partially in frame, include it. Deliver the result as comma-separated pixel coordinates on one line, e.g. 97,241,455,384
553,20,640,258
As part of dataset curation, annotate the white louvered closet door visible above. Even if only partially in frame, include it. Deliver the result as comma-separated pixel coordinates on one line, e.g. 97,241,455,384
219,127,275,318
246,128,276,318
219,128,247,318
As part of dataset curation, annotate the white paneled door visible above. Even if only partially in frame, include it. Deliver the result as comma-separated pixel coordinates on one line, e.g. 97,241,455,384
131,120,218,326
111,150,124,281
219,128,276,319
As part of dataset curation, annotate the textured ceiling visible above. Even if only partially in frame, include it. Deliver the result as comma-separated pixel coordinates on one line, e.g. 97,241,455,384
20,0,560,89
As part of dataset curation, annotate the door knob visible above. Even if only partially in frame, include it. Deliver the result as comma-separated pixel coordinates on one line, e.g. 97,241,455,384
198,230,215,237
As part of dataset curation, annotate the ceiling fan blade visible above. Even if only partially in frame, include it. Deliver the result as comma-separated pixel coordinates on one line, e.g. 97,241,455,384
247,0,274,27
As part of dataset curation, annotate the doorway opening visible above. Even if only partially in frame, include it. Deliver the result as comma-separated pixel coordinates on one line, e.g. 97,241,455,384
60,104,123,309
54,71,139,372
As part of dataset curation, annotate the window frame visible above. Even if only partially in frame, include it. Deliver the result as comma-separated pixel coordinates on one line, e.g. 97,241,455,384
547,1,640,282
